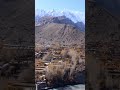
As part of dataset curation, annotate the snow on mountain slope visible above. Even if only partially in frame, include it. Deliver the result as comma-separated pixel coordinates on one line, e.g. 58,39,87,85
35,9,85,24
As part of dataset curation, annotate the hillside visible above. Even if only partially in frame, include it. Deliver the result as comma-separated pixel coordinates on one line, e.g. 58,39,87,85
35,16,85,46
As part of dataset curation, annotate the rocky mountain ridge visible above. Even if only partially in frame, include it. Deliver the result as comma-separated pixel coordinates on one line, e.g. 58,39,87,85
35,15,85,46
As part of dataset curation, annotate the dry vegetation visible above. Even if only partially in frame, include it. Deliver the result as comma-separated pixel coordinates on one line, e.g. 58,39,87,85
35,43,85,87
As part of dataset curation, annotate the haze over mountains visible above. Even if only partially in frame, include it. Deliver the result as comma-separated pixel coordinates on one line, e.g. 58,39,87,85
35,9,85,46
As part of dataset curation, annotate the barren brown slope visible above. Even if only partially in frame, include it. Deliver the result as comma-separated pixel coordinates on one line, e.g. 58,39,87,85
35,23,85,46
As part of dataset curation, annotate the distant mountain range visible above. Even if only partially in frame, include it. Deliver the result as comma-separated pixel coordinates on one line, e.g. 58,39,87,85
35,9,85,24
35,9,85,46
36,15,85,31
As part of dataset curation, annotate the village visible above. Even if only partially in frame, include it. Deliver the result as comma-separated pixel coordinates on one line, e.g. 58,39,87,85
35,43,85,89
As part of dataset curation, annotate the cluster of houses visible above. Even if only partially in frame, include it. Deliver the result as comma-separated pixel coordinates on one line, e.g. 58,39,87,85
35,44,85,90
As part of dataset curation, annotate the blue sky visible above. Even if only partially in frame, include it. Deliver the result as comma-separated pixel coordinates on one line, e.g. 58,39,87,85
35,0,85,12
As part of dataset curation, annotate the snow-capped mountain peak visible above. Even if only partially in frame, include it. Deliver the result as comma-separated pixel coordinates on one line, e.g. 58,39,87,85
35,9,85,24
